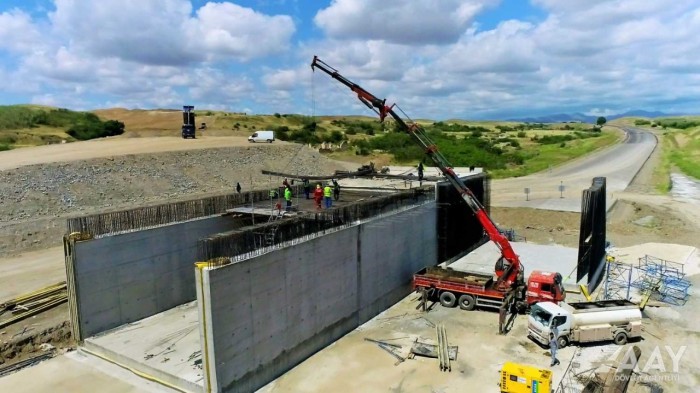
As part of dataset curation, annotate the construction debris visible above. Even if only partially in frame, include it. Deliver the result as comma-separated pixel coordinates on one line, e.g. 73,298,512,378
365,337,405,366
0,349,55,377
410,340,458,361
0,282,68,330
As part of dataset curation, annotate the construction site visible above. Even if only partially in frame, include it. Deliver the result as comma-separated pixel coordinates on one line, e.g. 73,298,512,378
1,58,699,393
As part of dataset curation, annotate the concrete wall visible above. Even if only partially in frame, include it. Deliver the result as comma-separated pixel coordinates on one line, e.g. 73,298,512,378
199,203,437,393
71,216,240,339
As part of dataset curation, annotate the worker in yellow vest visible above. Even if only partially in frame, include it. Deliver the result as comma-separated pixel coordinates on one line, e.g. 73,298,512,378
284,186,292,211
323,184,333,208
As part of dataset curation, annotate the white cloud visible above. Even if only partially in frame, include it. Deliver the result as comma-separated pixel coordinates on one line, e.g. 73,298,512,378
188,68,256,102
315,0,497,45
190,2,295,61
50,0,195,66
262,69,299,90
48,0,294,66
0,9,42,53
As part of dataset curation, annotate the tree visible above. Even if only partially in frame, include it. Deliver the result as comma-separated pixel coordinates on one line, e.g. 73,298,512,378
596,116,607,128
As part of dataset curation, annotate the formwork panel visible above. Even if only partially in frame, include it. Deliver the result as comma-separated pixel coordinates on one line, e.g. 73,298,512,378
71,215,241,339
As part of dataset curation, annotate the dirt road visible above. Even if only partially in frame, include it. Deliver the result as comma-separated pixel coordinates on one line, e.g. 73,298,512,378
0,246,64,301
0,136,282,171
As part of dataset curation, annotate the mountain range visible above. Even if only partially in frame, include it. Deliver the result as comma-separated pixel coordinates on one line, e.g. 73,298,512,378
508,110,674,123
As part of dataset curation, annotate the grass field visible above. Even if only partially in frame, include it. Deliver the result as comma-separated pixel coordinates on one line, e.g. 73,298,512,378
5,105,700,182
614,116,700,191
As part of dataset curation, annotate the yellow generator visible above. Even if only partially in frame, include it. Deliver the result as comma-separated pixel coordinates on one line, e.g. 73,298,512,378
500,362,552,393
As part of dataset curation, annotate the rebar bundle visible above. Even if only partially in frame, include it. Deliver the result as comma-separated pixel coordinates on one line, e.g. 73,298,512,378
197,189,433,263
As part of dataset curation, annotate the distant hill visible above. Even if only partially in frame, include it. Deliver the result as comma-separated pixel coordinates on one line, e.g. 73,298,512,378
509,110,675,123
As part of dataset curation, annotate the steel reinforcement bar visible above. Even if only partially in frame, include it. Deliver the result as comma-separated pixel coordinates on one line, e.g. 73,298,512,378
197,188,434,262
65,185,304,237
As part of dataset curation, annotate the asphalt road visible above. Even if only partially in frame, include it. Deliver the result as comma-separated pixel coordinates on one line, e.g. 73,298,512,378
490,127,658,212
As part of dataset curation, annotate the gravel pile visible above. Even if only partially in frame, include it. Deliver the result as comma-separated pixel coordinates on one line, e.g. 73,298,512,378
0,145,353,256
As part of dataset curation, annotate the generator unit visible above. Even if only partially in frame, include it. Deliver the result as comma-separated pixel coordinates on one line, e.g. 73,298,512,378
500,362,552,393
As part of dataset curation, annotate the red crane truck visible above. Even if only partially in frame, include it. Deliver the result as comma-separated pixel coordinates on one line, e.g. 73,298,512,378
310,56,565,333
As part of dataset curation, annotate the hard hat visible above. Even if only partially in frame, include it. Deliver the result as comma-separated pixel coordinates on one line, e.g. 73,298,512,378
316,184,321,188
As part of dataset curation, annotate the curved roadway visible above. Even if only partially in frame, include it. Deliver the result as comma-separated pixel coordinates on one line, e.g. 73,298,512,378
490,127,657,212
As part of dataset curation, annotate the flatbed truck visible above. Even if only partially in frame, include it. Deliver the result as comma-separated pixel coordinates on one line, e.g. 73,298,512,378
413,266,566,311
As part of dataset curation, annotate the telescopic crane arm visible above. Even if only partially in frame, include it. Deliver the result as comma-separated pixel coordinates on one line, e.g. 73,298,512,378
311,56,522,290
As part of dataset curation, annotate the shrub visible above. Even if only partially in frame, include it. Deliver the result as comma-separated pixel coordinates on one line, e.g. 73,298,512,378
0,143,10,151
0,135,17,144
517,131,526,138
67,119,125,140
327,130,344,143
353,139,371,155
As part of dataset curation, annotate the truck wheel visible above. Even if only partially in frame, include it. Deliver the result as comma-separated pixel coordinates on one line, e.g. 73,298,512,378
267,139,273,143
557,336,569,349
439,292,456,308
614,331,628,345
458,294,476,310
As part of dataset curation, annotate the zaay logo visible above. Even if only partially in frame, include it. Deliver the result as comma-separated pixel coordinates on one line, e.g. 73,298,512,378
606,345,687,380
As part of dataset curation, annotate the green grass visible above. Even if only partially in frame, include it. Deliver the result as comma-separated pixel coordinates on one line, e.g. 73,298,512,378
667,128,700,179
489,130,620,178
627,116,700,192
0,105,126,146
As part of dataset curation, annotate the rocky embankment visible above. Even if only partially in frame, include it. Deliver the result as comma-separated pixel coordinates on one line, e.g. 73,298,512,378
0,145,351,256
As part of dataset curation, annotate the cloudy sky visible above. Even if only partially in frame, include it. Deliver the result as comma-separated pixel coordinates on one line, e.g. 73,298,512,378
1,0,699,120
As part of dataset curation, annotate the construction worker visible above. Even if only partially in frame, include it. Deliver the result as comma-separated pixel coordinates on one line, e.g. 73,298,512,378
549,333,560,366
332,179,340,201
303,178,310,199
284,186,292,211
313,184,323,210
323,183,333,208
236,182,241,194
417,162,424,182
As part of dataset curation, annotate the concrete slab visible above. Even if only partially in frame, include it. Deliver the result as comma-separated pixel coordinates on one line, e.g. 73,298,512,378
83,301,203,393
0,350,175,393
447,241,580,285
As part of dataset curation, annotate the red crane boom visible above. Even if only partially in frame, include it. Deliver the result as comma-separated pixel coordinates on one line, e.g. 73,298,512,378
311,56,522,291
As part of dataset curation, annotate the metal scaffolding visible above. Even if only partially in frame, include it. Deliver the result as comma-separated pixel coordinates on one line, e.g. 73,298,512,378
602,259,634,301
631,255,691,306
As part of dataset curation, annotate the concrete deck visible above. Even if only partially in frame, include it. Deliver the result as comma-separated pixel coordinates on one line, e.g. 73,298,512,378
83,301,202,393
447,241,580,285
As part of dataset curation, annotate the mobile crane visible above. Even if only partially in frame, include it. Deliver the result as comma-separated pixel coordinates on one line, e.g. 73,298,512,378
311,56,565,334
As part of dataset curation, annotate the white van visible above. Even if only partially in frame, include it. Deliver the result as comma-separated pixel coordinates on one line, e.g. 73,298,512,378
248,130,275,143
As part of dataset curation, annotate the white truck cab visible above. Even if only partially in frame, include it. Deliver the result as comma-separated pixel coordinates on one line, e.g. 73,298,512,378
248,130,275,143
528,300,642,348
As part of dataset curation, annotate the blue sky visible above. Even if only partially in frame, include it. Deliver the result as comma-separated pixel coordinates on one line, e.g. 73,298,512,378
1,0,699,120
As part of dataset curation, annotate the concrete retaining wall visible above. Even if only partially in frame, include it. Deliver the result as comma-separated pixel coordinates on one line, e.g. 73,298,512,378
71,216,240,339
198,203,437,393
